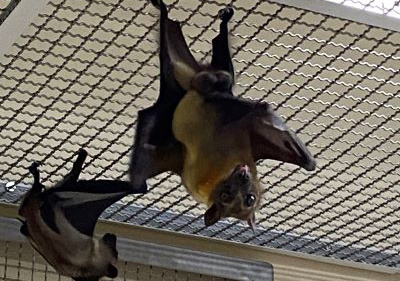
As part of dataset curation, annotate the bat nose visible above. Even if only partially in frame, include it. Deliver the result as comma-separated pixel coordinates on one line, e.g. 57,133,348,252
237,164,250,178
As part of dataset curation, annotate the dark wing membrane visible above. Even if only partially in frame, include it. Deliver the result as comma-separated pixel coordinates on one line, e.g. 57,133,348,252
49,180,131,237
39,196,60,234
129,106,183,192
208,96,316,171
211,7,234,82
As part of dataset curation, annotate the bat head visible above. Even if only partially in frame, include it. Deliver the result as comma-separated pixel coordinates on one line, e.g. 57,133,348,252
192,70,233,96
205,164,260,230
80,234,118,280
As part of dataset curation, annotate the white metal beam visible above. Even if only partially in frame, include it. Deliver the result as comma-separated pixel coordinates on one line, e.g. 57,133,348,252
0,0,50,58
270,0,400,32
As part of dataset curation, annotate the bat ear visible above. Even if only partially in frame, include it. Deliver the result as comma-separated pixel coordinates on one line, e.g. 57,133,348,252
204,204,222,226
102,233,118,258
106,264,118,278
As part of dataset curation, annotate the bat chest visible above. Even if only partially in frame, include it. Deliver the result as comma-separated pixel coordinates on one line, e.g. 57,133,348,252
172,91,250,203
172,91,218,157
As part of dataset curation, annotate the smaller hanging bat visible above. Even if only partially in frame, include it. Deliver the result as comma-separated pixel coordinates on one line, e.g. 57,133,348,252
129,0,316,230
19,149,132,281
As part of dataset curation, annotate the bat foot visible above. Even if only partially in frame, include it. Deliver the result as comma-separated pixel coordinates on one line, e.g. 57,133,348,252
75,148,88,166
28,162,42,189
28,162,40,174
77,148,88,158
218,6,234,22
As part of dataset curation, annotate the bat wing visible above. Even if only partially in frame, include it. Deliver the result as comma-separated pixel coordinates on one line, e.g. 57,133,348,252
129,106,183,192
41,180,131,237
208,96,317,171
130,0,198,191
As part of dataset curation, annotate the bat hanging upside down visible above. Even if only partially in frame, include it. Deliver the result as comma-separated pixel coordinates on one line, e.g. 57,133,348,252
129,0,316,230
19,149,132,281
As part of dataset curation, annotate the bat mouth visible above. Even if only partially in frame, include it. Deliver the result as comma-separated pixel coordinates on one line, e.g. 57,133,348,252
233,164,251,180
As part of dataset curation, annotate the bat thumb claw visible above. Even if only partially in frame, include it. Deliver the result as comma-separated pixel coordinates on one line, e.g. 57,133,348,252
143,143,157,151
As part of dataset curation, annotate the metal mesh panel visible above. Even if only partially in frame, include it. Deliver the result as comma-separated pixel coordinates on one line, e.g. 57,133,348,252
0,0,21,25
0,240,231,281
0,0,398,269
325,0,400,18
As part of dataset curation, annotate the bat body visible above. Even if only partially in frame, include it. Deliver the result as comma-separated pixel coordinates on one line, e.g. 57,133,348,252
172,89,256,204
19,149,131,281
129,0,316,229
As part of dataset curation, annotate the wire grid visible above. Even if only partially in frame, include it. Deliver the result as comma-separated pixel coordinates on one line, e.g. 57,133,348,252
0,0,21,25
0,0,398,268
326,0,400,18
0,240,230,281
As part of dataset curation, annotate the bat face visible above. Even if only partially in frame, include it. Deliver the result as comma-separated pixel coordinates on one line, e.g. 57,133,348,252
205,164,260,228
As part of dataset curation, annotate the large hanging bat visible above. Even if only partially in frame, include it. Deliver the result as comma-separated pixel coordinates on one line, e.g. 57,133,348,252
129,0,316,230
19,149,132,281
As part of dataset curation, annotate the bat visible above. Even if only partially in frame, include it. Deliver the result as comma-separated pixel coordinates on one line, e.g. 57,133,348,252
129,0,316,230
19,149,132,281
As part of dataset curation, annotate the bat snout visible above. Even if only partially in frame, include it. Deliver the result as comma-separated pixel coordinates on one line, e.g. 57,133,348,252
233,164,251,180
238,164,250,176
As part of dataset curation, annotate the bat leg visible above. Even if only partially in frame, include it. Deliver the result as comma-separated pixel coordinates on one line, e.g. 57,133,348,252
59,149,88,187
211,6,235,83
69,148,88,180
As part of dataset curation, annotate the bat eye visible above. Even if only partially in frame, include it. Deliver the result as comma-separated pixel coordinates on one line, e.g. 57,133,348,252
245,194,256,207
220,191,231,203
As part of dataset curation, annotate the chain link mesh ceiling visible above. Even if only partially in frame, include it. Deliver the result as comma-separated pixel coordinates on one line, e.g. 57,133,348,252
0,0,398,268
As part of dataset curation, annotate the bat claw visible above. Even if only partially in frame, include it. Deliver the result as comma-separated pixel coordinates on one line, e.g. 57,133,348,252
218,6,234,22
28,162,40,174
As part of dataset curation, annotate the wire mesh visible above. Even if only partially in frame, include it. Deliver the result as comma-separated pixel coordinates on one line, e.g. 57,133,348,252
0,240,231,281
325,0,400,18
0,0,398,269
0,0,21,25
